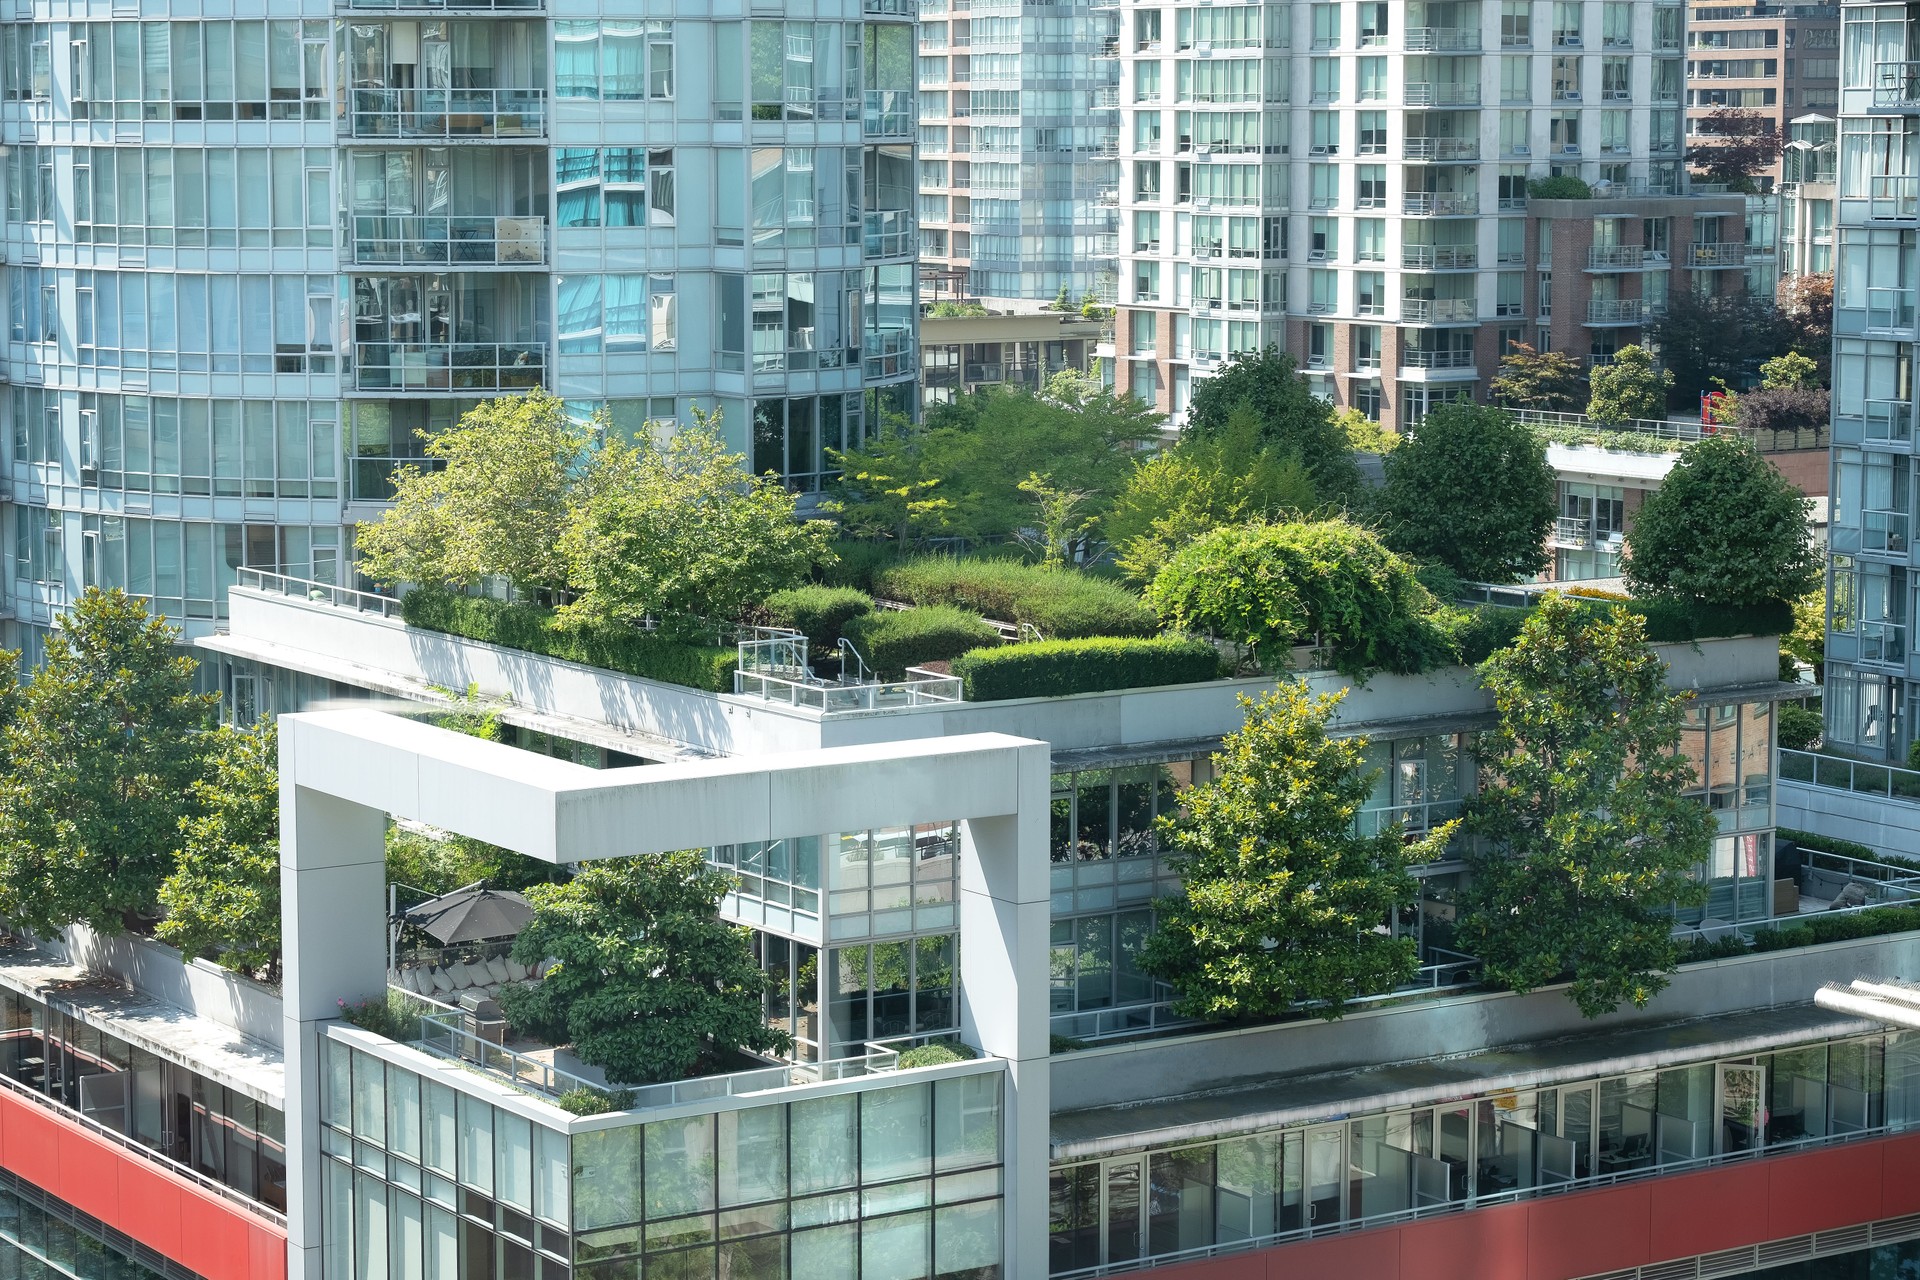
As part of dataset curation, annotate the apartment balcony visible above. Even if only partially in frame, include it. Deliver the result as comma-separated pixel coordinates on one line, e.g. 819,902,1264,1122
341,0,541,9
1869,175,1920,221
1095,35,1119,57
1092,86,1120,111
864,209,916,260
864,90,916,138
1875,62,1920,111
1404,81,1481,106
1401,297,1477,323
1399,349,1477,373
864,329,917,381
1586,298,1651,325
345,87,546,140
1586,245,1650,270
346,215,547,268
1865,287,1919,337
353,342,546,393
1403,137,1479,161
1552,516,1595,550
865,0,916,15
1401,245,1477,270
1689,241,1747,267
1403,193,1478,216
1404,27,1481,51
1862,399,1916,447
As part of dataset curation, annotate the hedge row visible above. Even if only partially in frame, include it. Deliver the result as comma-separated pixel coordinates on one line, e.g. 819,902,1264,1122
764,586,874,650
841,606,999,677
1447,596,1793,666
950,636,1224,701
1751,904,1920,952
874,557,1157,639
1777,826,1918,874
401,588,739,692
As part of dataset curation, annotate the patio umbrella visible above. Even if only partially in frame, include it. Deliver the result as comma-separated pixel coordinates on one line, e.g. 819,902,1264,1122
404,886,534,945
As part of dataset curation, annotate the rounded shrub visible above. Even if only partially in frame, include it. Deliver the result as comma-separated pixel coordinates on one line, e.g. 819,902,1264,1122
764,585,874,650
841,607,1000,677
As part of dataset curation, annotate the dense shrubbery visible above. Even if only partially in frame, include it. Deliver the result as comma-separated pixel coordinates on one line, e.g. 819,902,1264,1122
949,636,1223,701
1750,905,1920,951
896,1040,976,1068
841,607,1000,677
873,558,1157,639
402,588,739,692
764,586,874,650
1777,705,1823,751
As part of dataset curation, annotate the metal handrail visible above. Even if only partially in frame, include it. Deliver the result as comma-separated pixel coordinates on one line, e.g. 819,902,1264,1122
0,1069,286,1227
1779,747,1920,804
236,566,403,618
345,85,547,139
347,214,548,267
1509,407,1725,443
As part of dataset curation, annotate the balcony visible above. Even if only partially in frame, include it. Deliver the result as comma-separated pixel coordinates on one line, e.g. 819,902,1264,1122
1865,286,1919,336
1690,241,1747,267
1400,349,1477,371
353,342,547,392
1404,81,1481,106
1401,245,1477,270
1403,193,1478,216
1404,27,1481,51
1587,245,1645,269
864,329,917,380
1551,516,1598,549
864,89,916,138
1095,36,1119,57
864,209,916,259
865,0,915,14
1875,62,1920,110
346,215,547,268
345,87,546,140
1870,175,1920,221
342,0,541,9
1863,400,1916,447
1401,298,1477,323
1403,137,1479,161
1586,298,1650,325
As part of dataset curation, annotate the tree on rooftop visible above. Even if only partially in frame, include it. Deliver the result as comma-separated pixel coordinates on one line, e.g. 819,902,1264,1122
498,852,790,1085
1623,433,1820,607
1779,273,1833,383
559,409,833,638
1105,406,1318,586
1145,519,1453,678
156,720,282,981
1586,346,1673,427
1140,684,1455,1021
1457,594,1715,1018
1649,292,1792,405
355,390,587,598
1490,343,1586,414
1760,351,1820,391
1184,349,1362,506
1375,401,1556,584
0,589,215,937
1686,107,1783,192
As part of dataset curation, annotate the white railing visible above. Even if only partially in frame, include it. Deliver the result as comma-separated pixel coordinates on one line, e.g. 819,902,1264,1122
1400,349,1476,370
1690,241,1747,267
1587,245,1646,268
348,214,547,267
1402,245,1477,269
1403,193,1478,215
236,566,403,617
346,86,546,139
735,668,964,710
1404,27,1480,50
1586,298,1650,324
1509,407,1723,443
1403,137,1479,161
1402,297,1477,322
1552,516,1595,549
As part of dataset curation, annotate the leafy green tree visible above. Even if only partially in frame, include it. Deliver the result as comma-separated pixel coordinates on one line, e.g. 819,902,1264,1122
1457,595,1715,1018
1105,407,1318,585
1490,343,1586,413
1334,407,1399,453
0,589,216,936
386,825,570,897
1624,433,1821,607
560,412,833,637
1650,292,1791,403
1184,349,1362,505
1760,351,1820,391
356,390,588,596
1141,684,1455,1020
1014,473,1096,569
1586,346,1673,426
824,431,952,543
157,721,281,980
499,853,790,1084
1145,519,1452,678
1376,402,1556,583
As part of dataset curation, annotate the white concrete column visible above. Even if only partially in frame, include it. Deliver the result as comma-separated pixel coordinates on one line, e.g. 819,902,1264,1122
958,740,1053,1279
281,729,390,1280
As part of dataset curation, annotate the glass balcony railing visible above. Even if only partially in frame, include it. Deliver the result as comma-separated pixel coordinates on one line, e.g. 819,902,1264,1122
863,209,916,259
1864,399,1916,446
864,330,916,380
1403,193,1478,215
1587,245,1646,268
1586,298,1650,324
353,341,547,392
1403,137,1479,161
1866,286,1918,334
1689,241,1747,267
1870,175,1920,220
1404,81,1481,106
1403,27,1481,50
1876,61,1920,109
345,86,546,139
1864,508,1912,555
1401,349,1476,370
346,215,547,267
863,89,916,138
1401,245,1477,269
1401,297,1477,322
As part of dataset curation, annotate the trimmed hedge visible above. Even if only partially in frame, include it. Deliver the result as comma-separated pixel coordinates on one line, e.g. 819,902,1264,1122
1448,596,1792,666
841,606,999,677
950,636,1223,701
1778,705,1822,751
1750,904,1920,952
402,588,738,692
765,586,874,650
1777,826,1917,873
874,557,1157,639
897,1039,976,1069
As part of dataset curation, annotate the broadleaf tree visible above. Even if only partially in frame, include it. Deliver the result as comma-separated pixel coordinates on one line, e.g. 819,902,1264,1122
1183,349,1362,505
1376,401,1556,583
1586,345,1673,426
0,589,217,936
156,720,282,981
1489,343,1586,413
1623,433,1821,607
499,852,791,1084
1140,684,1456,1020
1457,594,1715,1018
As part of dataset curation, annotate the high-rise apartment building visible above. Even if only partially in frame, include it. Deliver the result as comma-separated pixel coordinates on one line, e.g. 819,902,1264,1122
1686,2,1840,191
0,1,919,660
1822,0,1920,760
1109,0,1776,432
913,0,1121,309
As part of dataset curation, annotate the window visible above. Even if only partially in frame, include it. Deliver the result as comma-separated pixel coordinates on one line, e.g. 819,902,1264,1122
1356,111,1386,154
1502,56,1532,104
1134,210,1161,253
1133,261,1161,303
1355,271,1385,316
1353,324,1380,371
1553,1,1583,46
1356,165,1386,209
1355,218,1385,262
1501,0,1532,47
1311,3,1340,50
1131,311,1156,354
1309,216,1337,261
1307,322,1331,368
1356,58,1386,101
